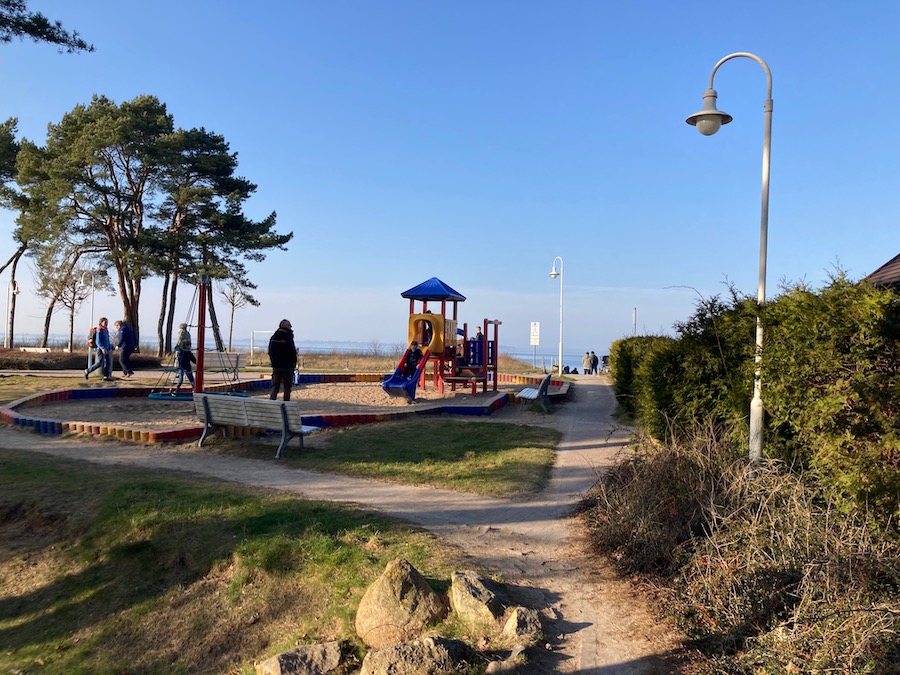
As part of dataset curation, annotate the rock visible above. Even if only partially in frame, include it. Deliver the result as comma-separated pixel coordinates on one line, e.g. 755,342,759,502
355,558,448,648
501,606,543,646
484,644,528,673
360,636,475,675
449,570,511,627
255,640,344,674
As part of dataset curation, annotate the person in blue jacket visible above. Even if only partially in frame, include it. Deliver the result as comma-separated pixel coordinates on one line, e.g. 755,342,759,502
114,319,136,377
84,317,113,381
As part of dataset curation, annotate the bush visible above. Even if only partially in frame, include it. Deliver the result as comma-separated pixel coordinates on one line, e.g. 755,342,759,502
582,429,900,673
610,276,900,525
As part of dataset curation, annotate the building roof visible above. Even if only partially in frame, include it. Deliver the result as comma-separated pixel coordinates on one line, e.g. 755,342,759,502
400,277,466,302
865,253,900,289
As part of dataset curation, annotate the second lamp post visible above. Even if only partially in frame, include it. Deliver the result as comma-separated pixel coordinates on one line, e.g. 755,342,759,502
549,256,564,376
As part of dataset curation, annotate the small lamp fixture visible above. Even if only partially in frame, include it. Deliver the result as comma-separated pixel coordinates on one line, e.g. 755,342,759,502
686,88,733,136
549,264,559,279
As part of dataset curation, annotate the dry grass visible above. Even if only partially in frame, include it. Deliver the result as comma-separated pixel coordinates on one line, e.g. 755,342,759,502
580,426,900,673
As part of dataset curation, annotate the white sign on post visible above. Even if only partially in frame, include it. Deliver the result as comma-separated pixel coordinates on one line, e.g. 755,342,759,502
530,322,540,346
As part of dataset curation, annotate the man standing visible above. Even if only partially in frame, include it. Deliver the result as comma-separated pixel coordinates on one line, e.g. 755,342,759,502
114,319,136,377
590,351,599,376
268,319,297,401
581,351,592,375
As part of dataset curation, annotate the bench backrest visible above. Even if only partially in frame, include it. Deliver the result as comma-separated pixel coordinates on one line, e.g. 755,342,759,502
537,373,553,396
201,352,244,371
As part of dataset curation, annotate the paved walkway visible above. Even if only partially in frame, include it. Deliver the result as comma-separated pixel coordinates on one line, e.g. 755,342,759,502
0,373,684,673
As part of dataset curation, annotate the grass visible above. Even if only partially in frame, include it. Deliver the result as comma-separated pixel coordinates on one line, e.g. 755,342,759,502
290,419,560,498
0,360,562,672
0,451,471,674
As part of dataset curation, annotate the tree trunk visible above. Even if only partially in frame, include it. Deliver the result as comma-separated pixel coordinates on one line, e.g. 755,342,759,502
228,302,236,351
157,273,171,357
206,284,225,352
67,300,75,353
40,300,56,347
165,273,180,355
6,249,25,349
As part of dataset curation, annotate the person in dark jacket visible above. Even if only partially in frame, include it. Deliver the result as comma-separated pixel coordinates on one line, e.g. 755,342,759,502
403,341,423,378
114,319,136,377
268,319,298,400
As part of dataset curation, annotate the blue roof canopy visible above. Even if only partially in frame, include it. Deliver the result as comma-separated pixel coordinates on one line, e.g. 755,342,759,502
400,277,466,302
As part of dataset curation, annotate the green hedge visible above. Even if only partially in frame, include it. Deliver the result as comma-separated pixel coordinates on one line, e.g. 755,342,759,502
609,276,900,525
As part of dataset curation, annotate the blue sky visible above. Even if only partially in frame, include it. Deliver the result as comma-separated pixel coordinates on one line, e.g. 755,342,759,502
2,1,898,361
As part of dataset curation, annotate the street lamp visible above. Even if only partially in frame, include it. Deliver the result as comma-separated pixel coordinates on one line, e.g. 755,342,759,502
549,256,564,376
686,52,773,465
5,280,20,349
80,271,95,367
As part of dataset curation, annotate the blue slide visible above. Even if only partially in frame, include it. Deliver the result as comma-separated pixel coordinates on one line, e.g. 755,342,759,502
382,349,430,402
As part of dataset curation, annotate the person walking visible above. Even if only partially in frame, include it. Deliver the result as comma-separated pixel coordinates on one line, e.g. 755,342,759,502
590,351,599,376
84,317,113,381
114,319,136,377
581,351,592,375
268,319,297,401
174,322,196,391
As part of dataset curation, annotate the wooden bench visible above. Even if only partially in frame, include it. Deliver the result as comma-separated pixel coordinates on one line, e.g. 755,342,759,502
202,352,244,380
20,347,51,353
194,392,317,458
516,373,553,413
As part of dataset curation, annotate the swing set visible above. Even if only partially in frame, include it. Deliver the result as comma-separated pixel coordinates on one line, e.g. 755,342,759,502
149,276,246,401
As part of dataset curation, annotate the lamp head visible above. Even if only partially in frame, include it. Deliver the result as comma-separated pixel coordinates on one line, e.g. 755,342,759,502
686,88,733,136
549,267,559,279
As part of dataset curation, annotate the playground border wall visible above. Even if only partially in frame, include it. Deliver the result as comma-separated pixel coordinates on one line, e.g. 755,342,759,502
0,373,536,444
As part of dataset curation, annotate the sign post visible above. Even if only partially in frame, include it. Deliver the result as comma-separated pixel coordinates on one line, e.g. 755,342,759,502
530,322,540,368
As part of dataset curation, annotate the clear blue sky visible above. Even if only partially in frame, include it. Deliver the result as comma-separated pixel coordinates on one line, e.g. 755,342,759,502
2,1,898,360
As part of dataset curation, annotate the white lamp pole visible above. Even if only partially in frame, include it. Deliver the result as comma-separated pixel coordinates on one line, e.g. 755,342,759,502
81,271,95,367
80,271,95,328
686,52,773,466
549,256,564,376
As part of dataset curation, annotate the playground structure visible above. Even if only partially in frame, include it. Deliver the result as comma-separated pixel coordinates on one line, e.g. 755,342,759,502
382,277,501,402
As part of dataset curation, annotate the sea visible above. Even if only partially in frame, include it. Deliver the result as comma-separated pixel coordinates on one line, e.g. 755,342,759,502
12,334,596,374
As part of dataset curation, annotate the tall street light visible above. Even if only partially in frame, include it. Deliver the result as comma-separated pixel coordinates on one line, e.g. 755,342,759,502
686,52,773,465
549,256,564,376
81,271,95,367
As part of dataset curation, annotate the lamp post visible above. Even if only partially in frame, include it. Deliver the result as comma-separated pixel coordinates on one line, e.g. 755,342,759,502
686,52,773,465
549,256,564,376
81,271,95,367
5,280,20,349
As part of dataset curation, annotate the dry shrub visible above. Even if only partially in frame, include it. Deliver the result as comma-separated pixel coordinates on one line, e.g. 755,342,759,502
581,425,900,673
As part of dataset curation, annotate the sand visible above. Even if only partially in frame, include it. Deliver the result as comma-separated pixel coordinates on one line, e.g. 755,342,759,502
30,380,522,430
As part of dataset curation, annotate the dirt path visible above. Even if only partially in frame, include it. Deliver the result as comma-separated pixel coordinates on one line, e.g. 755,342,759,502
0,375,686,673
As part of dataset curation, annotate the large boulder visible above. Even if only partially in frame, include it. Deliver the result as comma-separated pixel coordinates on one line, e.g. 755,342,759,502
449,570,511,627
360,636,475,675
255,641,345,675
355,558,448,648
